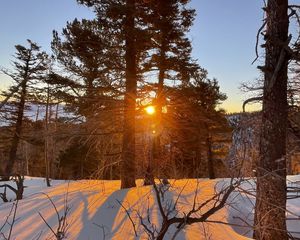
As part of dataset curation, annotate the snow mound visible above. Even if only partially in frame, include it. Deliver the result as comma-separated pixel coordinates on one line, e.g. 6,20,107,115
0,176,299,239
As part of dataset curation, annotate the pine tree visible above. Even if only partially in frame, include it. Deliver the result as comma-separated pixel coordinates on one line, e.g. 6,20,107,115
52,18,122,122
164,72,227,178
76,0,152,188
0,40,49,178
141,0,197,179
144,0,197,93
119,0,138,188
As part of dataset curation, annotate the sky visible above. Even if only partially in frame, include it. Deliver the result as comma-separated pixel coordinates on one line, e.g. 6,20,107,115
0,0,266,113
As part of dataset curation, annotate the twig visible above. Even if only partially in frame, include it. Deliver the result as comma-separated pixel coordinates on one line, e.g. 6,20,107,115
252,19,267,64
116,199,138,237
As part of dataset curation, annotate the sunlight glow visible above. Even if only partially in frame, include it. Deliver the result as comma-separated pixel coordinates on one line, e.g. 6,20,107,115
145,105,155,115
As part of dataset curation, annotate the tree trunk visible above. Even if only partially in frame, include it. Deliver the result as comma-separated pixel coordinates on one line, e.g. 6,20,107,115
153,8,167,178
144,132,154,186
152,43,166,177
120,0,137,189
5,80,27,177
206,134,215,179
44,85,51,187
254,1,289,239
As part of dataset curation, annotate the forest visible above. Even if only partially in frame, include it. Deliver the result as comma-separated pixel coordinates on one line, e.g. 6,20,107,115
0,0,300,239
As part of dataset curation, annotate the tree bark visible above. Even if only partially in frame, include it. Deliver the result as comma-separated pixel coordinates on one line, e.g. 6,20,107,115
206,134,215,179
153,6,168,178
44,85,51,187
153,36,166,167
121,0,137,189
254,1,289,239
5,79,28,177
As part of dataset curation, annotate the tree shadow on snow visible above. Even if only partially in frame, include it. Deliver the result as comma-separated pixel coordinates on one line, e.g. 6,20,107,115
76,188,130,240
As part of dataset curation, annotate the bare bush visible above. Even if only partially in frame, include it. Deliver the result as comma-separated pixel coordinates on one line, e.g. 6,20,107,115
38,191,70,240
122,178,241,240
0,200,19,240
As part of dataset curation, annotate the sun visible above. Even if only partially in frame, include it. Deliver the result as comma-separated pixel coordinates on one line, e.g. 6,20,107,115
145,105,155,115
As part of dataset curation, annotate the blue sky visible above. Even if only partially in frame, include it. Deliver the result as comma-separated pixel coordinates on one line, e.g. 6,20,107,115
0,0,265,112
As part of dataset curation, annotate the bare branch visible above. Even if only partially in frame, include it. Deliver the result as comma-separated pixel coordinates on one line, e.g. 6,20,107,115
252,19,267,64
242,97,263,112
116,199,138,237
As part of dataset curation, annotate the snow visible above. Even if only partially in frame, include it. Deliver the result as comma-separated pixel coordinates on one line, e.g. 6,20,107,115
0,176,299,239
226,176,300,239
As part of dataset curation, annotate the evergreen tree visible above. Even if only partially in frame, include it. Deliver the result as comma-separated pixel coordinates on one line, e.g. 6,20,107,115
120,0,138,188
164,71,228,178
141,0,197,180
144,0,197,103
77,0,151,188
52,18,122,122
0,40,49,178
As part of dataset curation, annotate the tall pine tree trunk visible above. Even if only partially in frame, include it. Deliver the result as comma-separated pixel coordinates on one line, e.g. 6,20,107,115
153,38,166,177
153,8,167,178
44,85,51,187
254,1,289,239
5,80,27,177
121,0,137,189
206,133,215,179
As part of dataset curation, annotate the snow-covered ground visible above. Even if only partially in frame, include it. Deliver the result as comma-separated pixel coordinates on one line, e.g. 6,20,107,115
0,176,299,239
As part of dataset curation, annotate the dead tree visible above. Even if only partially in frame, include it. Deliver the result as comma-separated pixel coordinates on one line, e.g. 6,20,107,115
155,180,239,240
254,1,290,239
0,175,24,201
126,179,241,240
